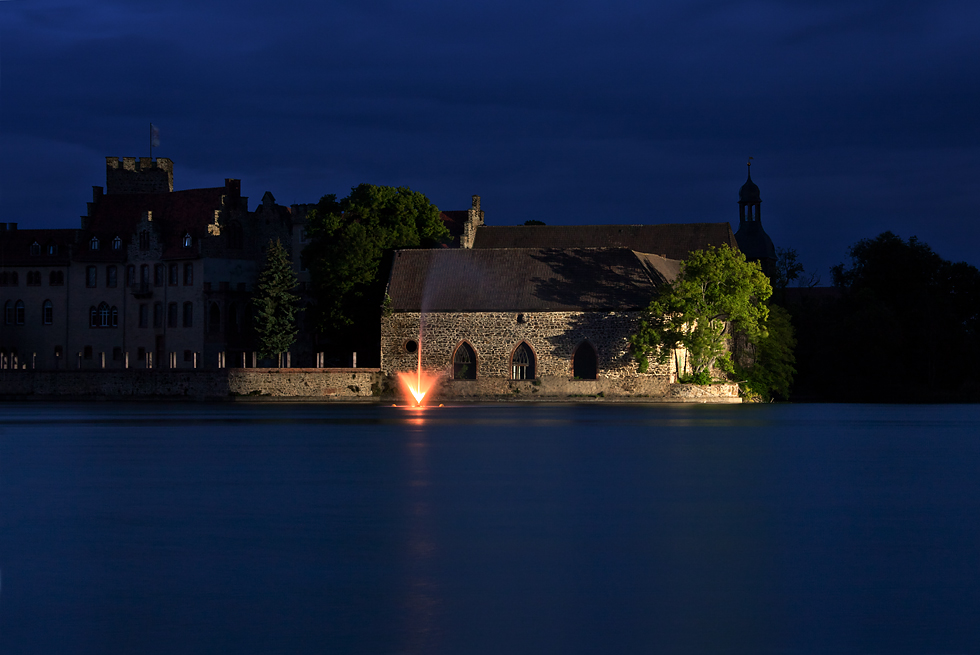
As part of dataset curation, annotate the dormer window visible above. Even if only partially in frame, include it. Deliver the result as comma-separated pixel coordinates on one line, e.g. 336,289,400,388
90,237,100,251
30,241,40,255
183,233,192,248
47,243,57,255
112,236,122,250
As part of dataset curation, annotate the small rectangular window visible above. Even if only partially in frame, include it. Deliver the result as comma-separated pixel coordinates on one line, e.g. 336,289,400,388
86,266,97,288
106,265,117,288
169,264,178,286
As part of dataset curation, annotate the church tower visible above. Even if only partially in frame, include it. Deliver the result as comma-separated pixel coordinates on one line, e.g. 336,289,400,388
734,160,776,277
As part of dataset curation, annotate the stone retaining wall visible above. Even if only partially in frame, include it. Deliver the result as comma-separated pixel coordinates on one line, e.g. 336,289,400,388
0,368,382,400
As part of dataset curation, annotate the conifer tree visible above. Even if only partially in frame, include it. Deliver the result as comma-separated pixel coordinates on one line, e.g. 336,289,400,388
253,238,301,365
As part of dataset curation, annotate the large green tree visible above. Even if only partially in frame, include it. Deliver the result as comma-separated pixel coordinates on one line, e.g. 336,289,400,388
302,184,448,362
253,238,301,364
629,245,773,383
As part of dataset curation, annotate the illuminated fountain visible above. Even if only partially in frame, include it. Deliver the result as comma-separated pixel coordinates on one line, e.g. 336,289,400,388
397,334,440,407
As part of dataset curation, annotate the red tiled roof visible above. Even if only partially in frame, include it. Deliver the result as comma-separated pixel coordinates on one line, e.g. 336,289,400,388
79,183,238,261
0,228,76,266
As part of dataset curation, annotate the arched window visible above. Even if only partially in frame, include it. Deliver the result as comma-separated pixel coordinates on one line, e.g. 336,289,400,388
126,265,135,286
573,341,597,380
42,300,53,325
89,306,97,327
111,306,118,327
106,265,117,288
46,242,57,255
168,302,178,328
453,342,477,380
183,302,193,327
15,300,25,325
183,233,192,248
511,342,536,380
153,302,163,328
140,264,149,285
30,241,40,255
209,302,221,334
139,230,150,251
112,236,122,250
184,263,193,286
4,300,12,324
90,237,99,250
98,302,110,327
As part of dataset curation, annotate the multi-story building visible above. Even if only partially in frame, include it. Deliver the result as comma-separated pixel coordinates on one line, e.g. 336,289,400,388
0,157,306,369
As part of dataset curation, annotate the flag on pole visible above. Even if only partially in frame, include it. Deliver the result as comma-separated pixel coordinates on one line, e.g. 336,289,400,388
150,124,160,149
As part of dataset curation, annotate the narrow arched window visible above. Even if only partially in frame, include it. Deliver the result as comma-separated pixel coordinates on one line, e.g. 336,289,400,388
139,230,150,251
110,306,118,327
15,300,25,325
30,241,40,255
183,233,192,248
453,342,477,380
126,265,135,286
90,237,99,250
4,300,13,324
98,302,110,327
112,236,122,250
42,300,53,325
184,262,193,285
511,342,536,380
573,341,597,380
183,302,193,327
89,306,97,328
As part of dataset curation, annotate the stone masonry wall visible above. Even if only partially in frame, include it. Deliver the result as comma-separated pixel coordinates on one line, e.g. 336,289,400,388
381,311,676,397
0,368,381,400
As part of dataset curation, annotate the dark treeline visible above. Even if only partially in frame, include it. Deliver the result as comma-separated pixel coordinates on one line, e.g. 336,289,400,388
779,232,980,403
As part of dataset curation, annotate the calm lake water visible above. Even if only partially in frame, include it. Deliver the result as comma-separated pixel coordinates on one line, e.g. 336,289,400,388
1,402,978,655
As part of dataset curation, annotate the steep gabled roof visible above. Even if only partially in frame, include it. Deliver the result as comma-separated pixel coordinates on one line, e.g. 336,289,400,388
386,248,679,312
471,222,737,260
79,183,239,261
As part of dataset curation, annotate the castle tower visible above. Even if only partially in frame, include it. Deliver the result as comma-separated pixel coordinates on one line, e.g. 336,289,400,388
105,157,174,194
734,160,776,277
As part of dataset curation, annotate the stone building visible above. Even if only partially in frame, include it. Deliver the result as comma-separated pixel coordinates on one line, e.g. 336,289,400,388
381,247,690,397
0,157,307,370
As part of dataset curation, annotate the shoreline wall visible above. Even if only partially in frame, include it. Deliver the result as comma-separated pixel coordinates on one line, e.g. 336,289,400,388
0,369,740,402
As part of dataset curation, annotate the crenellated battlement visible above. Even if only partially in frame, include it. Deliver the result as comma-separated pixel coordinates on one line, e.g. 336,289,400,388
105,156,174,194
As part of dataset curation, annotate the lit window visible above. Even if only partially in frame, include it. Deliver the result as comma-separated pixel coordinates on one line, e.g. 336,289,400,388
511,342,536,380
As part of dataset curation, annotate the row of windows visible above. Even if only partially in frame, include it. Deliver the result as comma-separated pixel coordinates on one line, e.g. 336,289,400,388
3,299,54,325
0,271,65,286
85,263,194,288
87,234,194,252
28,242,59,256
440,341,598,381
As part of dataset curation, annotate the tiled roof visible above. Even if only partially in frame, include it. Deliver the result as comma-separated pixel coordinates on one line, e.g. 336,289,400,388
0,228,77,266
79,183,238,261
386,248,679,312
471,223,737,260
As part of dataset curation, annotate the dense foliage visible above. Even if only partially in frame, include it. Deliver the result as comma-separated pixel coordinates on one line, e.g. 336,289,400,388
253,238,301,363
736,304,797,401
630,245,773,381
302,184,448,363
787,232,980,401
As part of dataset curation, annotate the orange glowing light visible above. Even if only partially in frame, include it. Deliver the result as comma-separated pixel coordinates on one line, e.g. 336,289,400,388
397,335,439,406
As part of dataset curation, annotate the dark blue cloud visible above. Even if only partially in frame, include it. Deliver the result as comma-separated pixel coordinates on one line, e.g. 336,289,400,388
2,0,979,278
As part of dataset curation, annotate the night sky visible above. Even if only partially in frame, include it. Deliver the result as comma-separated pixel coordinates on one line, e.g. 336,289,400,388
1,0,978,280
